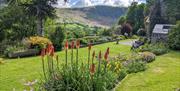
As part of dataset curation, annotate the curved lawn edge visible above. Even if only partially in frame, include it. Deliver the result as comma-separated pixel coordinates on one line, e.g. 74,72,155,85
115,51,180,91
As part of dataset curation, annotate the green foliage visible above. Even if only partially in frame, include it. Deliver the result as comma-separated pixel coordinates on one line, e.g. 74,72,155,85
50,26,65,51
121,3,145,34
40,44,122,91
125,61,146,73
168,21,180,50
138,43,169,55
164,0,180,22
101,29,113,36
137,28,146,36
118,16,126,25
0,3,36,41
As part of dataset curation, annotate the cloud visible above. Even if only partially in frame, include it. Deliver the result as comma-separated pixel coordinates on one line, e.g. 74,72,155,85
56,0,146,8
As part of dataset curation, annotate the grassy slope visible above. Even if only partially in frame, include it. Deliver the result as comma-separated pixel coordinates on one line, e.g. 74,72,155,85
0,41,131,91
116,51,180,91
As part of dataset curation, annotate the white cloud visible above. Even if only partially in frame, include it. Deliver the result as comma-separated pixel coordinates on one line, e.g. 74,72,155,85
56,0,146,8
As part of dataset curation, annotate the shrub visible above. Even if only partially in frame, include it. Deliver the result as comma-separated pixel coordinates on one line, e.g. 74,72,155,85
168,21,180,50
140,52,156,63
27,36,52,49
125,61,146,73
138,43,169,55
130,35,139,39
50,26,65,51
137,28,146,36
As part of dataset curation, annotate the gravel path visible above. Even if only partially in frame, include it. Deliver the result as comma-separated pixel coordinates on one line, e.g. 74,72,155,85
118,40,137,46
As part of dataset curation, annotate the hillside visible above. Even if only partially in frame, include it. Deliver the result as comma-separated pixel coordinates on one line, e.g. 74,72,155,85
56,5,127,27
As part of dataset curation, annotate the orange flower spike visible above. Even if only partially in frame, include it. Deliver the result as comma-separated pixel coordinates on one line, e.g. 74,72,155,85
104,47,110,60
106,47,110,55
104,52,108,60
41,48,46,57
46,44,52,54
76,40,80,48
90,64,96,74
65,40,69,50
71,41,75,49
50,45,55,57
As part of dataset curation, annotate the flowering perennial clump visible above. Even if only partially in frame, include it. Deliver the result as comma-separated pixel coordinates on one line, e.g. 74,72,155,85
40,40,125,91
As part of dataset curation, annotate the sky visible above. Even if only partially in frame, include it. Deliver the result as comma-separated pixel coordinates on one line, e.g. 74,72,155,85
56,0,146,8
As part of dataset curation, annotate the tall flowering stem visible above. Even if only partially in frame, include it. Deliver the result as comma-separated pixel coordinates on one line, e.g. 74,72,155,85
71,41,75,66
88,43,92,68
104,47,110,73
65,41,68,67
92,51,95,64
41,48,47,80
76,40,80,67
98,51,102,76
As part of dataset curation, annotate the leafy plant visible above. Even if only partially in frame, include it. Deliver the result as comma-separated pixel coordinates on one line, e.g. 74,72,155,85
27,36,52,49
138,43,169,55
40,40,123,91
50,26,65,51
125,61,146,73
168,21,180,50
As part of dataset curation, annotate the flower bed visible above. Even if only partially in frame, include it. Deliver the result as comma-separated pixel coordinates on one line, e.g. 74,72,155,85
39,40,127,91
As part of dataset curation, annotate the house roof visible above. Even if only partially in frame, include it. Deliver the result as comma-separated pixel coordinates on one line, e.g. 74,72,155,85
152,24,174,34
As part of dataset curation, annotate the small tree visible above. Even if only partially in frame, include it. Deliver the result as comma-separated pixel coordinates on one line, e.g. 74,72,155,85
168,21,180,50
50,26,65,51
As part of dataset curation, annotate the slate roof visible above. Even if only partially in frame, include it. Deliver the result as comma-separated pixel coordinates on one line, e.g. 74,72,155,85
152,24,174,34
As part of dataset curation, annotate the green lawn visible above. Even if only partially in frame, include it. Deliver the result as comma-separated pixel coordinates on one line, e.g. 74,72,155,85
1,40,180,91
116,51,180,91
0,41,131,91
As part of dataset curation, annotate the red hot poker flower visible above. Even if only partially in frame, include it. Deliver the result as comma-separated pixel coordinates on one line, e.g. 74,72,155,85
104,47,110,60
76,40,80,48
71,41,75,49
98,51,102,60
90,63,96,75
50,45,55,57
46,44,52,53
106,47,110,55
41,48,46,57
65,41,69,50
104,52,108,60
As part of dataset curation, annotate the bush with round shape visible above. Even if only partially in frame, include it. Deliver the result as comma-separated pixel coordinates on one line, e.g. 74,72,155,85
27,36,52,49
140,52,156,63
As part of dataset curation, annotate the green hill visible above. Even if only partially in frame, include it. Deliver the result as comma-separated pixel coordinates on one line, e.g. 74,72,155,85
56,5,127,27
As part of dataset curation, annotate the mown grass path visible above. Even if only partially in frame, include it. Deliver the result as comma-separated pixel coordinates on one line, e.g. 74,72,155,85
116,51,180,91
0,40,131,91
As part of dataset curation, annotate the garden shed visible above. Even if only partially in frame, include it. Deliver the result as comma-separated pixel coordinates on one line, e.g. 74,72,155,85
151,24,174,43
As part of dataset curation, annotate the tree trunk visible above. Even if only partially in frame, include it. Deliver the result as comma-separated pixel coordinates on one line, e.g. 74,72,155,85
37,17,44,36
